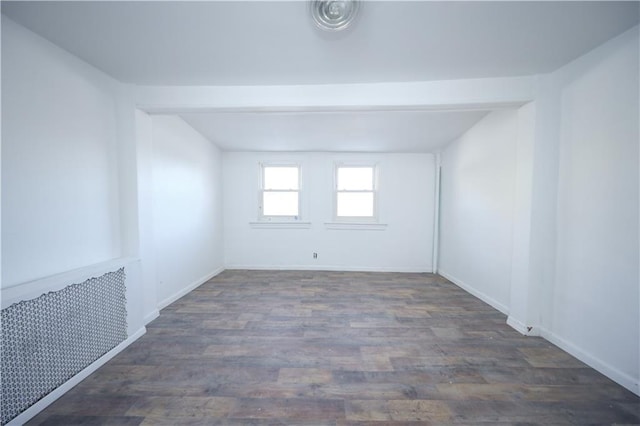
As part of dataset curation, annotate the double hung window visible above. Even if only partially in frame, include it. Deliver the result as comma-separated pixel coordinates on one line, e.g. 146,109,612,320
335,165,377,221
259,165,300,220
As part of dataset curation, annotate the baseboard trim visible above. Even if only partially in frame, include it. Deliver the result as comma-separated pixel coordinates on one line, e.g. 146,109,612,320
143,309,160,325
157,266,225,310
6,327,147,426
507,315,538,336
438,269,509,315
436,270,638,396
538,327,639,397
224,264,433,273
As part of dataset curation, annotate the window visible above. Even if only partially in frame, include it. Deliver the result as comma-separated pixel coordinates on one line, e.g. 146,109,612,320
259,164,300,220
335,165,377,221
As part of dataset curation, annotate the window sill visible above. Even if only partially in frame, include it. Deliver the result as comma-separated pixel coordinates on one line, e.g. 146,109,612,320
249,221,312,229
324,222,388,231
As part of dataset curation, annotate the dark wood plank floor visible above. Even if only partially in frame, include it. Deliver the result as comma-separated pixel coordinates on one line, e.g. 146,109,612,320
29,270,639,425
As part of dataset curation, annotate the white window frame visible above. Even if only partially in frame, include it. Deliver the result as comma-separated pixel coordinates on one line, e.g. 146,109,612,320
333,163,379,223
258,163,302,222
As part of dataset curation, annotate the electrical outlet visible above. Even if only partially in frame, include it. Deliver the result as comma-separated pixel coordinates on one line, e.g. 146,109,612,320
313,252,318,259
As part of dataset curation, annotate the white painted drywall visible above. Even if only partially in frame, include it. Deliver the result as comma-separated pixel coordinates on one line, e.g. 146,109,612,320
1,16,121,287
0,18,149,424
4,2,638,86
136,77,534,113
151,115,224,307
134,110,159,323
507,102,537,334
223,152,434,272
438,109,519,314
1,14,4,299
549,26,639,393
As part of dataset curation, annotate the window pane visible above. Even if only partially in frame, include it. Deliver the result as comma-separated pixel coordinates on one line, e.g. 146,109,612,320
337,192,374,217
337,167,373,190
263,191,299,216
264,166,299,190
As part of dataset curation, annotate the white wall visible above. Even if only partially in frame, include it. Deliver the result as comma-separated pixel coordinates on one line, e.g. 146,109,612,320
546,26,639,393
439,109,519,313
1,16,121,287
224,152,434,272
151,115,224,307
133,109,159,324
437,26,639,395
0,17,150,424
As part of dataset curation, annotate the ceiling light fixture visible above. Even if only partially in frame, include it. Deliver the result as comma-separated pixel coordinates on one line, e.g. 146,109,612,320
311,0,360,32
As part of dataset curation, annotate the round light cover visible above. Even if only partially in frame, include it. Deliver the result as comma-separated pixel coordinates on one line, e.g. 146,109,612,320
311,0,360,32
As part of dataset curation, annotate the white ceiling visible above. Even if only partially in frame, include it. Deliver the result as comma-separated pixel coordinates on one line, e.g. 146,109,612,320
2,1,637,152
180,109,489,152
2,1,638,86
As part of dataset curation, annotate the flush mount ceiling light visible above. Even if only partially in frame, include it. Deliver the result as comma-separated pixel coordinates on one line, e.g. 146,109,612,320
311,0,360,32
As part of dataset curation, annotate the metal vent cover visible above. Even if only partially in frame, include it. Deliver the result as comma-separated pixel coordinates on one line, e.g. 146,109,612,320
1,269,127,425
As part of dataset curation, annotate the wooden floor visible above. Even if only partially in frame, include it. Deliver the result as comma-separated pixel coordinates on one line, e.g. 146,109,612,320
29,270,639,425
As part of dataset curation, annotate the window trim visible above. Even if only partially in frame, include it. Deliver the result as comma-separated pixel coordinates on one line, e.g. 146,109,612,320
258,163,302,221
333,163,379,223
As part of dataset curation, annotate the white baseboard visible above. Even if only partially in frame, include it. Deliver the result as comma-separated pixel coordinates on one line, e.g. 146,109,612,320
438,269,509,315
143,309,160,325
157,267,225,310
437,270,638,396
538,327,639,397
224,264,433,273
6,327,147,426
506,315,538,336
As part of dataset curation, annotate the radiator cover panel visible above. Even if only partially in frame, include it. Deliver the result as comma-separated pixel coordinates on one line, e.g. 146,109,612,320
1,268,127,425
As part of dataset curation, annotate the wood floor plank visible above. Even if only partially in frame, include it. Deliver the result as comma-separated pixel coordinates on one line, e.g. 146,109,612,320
228,397,344,420
125,396,236,418
27,270,639,425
